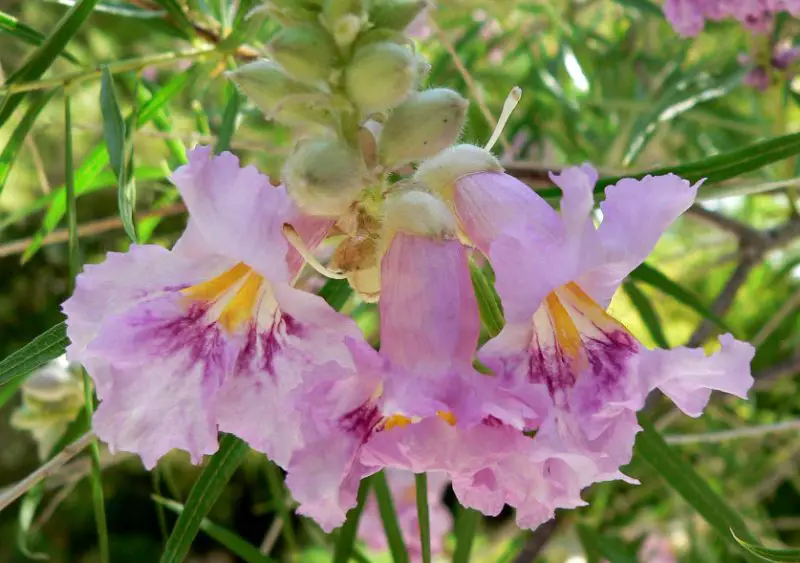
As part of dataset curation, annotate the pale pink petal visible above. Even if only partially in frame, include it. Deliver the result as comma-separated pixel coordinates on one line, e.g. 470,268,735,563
170,146,292,280
664,0,707,36
641,334,755,417
578,174,698,305
380,233,479,372
453,171,560,254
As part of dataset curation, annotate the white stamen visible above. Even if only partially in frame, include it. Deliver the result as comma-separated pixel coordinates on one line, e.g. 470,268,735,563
282,223,348,280
485,86,522,152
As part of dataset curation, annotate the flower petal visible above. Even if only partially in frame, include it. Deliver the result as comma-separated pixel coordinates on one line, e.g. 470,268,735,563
380,233,479,372
578,174,698,305
641,334,755,417
171,146,292,280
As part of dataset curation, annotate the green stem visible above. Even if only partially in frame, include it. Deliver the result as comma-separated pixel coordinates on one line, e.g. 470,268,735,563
414,473,431,563
0,47,217,96
372,472,410,563
65,89,110,563
453,507,480,563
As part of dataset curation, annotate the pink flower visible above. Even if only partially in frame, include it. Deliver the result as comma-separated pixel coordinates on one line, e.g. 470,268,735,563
359,470,452,562
62,146,368,472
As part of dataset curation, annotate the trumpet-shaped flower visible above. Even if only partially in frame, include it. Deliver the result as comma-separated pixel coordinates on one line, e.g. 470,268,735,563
359,470,452,562
475,164,754,490
63,146,368,470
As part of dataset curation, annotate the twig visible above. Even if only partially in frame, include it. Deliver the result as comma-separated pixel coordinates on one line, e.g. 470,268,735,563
511,517,561,563
664,419,800,445
0,431,96,512
752,287,800,346
259,518,284,555
0,203,186,259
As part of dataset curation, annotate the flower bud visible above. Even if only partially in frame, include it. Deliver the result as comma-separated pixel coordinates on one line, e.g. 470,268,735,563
379,88,468,168
227,60,320,115
370,0,427,31
282,138,366,217
414,144,502,197
384,188,456,238
346,42,417,114
267,24,339,87
322,0,367,46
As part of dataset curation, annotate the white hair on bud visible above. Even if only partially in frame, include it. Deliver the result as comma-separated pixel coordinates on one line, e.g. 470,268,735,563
384,189,457,238
414,144,502,194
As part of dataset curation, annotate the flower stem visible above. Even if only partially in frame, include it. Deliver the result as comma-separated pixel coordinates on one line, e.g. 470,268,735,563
415,473,432,563
373,471,410,563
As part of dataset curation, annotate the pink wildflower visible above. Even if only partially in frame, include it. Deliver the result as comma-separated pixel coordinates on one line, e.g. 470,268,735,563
664,0,800,36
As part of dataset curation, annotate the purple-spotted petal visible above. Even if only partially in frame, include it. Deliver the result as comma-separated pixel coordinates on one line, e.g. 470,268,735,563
171,146,293,280
641,334,755,417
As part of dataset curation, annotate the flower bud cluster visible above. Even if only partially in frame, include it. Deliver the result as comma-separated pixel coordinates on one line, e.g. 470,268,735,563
230,0,499,300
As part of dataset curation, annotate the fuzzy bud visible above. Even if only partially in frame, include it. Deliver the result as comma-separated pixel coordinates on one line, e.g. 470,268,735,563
370,0,427,31
384,188,456,238
255,0,323,25
346,42,417,114
414,144,502,197
282,138,366,217
379,88,468,168
227,60,320,114
268,24,339,87
322,0,366,46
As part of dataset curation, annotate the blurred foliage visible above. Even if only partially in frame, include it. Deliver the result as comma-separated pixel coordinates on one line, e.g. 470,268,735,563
1,0,800,562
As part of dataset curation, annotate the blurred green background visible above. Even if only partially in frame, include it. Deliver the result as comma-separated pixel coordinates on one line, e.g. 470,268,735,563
1,1,799,561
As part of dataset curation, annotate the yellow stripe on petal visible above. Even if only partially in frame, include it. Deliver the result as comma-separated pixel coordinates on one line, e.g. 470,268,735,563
562,282,627,332
218,272,264,332
545,292,582,361
436,410,457,426
182,262,251,302
384,414,414,430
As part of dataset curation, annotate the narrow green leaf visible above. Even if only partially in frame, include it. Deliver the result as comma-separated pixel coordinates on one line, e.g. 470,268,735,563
372,471,410,563
452,507,480,563
610,0,664,17
216,83,241,154
100,67,137,242
160,434,250,563
622,280,669,348
154,496,275,563
0,323,69,388
0,90,56,198
470,262,505,338
0,11,79,63
16,484,46,560
415,473,432,563
333,479,372,563
630,262,732,332
318,278,353,311
0,0,101,128
635,413,758,558
0,378,23,409
151,0,194,34
50,0,167,19
21,70,192,261
731,530,800,562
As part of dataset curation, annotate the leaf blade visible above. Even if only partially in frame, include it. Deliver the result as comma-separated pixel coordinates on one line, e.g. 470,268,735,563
0,323,69,388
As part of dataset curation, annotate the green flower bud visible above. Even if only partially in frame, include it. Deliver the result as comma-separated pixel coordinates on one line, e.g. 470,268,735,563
370,0,427,31
414,144,503,197
322,0,367,46
283,138,366,217
346,42,417,114
384,188,456,238
268,24,339,87
379,88,468,168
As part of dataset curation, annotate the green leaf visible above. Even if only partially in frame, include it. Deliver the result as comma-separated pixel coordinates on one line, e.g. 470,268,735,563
215,83,241,154
318,278,353,311
415,473,432,563
100,67,137,242
0,0,101,128
635,413,758,559
160,434,250,563
629,262,732,332
151,0,194,34
0,11,80,63
622,280,669,348
333,479,371,563
610,0,664,17
154,496,275,563
16,484,46,560
21,70,191,261
0,90,56,198
731,531,800,562
50,0,167,19
0,323,69,388
470,262,505,338
372,471,410,563
577,525,638,563
453,507,481,563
